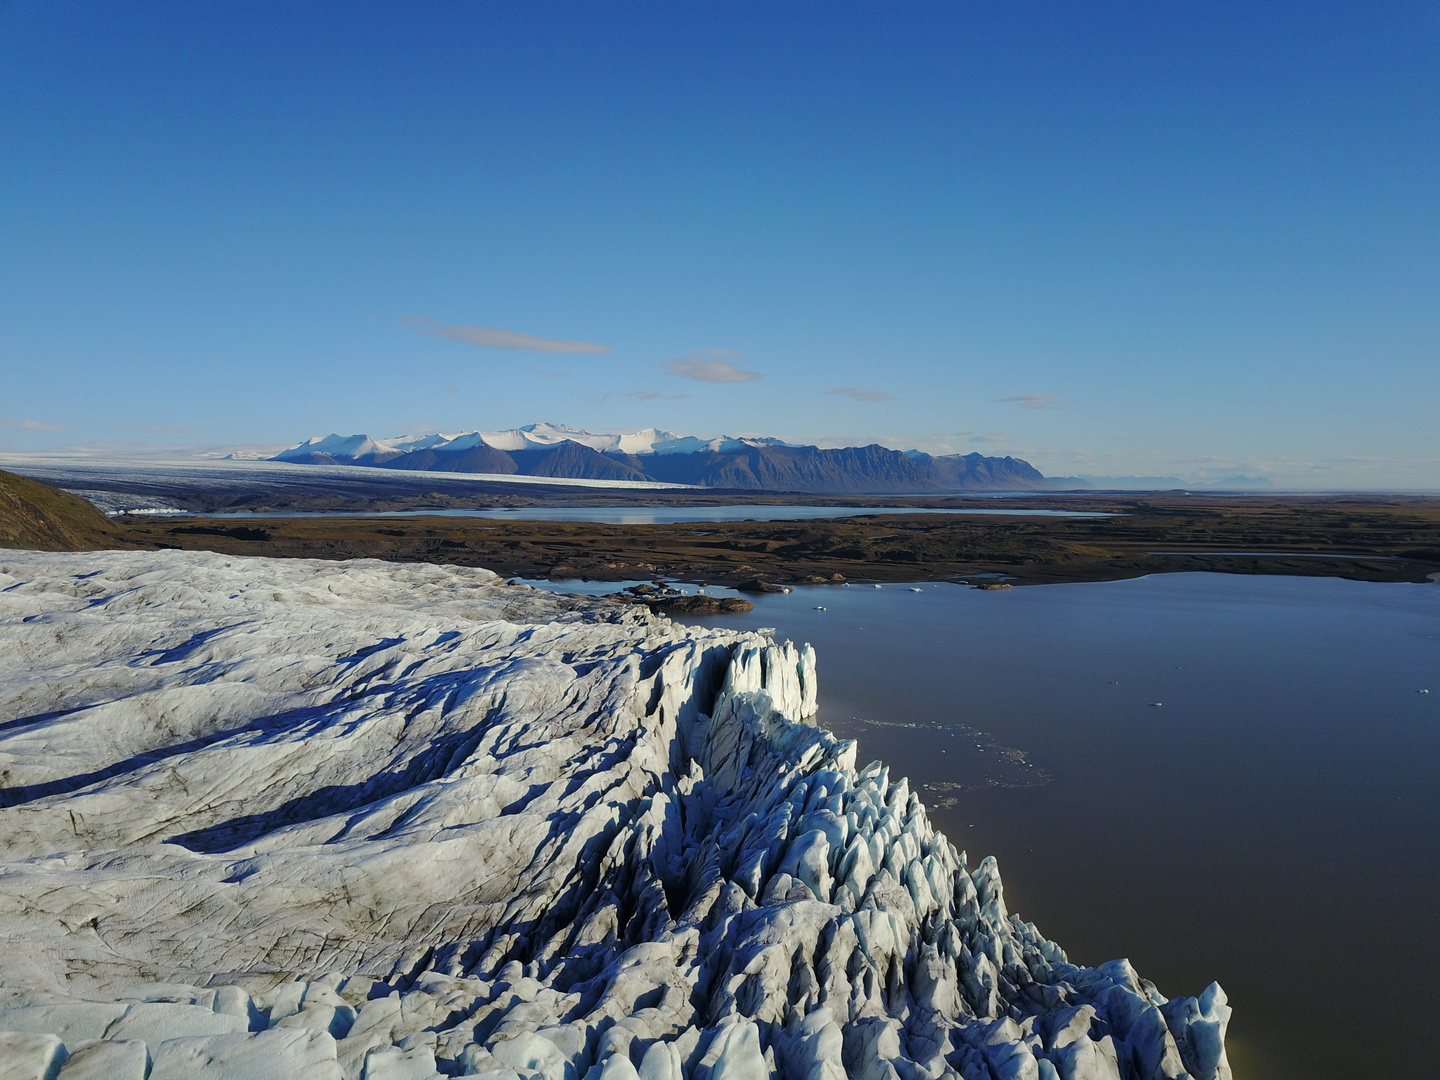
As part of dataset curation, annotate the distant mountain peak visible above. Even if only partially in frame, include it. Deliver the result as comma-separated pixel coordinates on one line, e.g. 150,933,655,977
272,423,1052,493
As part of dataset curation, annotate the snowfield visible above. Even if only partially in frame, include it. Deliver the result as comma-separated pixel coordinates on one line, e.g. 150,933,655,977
275,422,797,462
0,551,1231,1079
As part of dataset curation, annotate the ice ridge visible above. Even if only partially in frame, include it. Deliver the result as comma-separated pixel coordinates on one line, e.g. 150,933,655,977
0,551,1230,1079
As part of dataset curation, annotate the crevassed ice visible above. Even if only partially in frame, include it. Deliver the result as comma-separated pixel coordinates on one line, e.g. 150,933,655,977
0,551,1231,1080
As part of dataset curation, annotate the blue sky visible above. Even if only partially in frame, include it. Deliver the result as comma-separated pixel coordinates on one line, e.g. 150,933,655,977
2,2,1437,486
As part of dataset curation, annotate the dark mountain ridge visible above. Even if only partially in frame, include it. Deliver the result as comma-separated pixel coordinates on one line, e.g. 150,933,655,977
285,438,1051,493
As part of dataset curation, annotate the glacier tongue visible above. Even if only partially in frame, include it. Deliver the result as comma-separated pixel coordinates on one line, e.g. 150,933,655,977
0,550,1231,1080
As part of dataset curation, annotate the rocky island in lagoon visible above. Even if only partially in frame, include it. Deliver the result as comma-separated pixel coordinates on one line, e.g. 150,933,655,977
0,551,1229,1079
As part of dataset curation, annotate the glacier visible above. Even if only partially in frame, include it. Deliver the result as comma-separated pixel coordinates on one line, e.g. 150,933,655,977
0,550,1230,1080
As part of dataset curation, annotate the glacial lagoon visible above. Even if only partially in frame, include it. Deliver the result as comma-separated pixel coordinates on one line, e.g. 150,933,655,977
670,573,1440,1079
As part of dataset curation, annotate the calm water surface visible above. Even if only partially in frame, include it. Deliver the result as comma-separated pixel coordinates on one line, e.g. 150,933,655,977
671,574,1440,1080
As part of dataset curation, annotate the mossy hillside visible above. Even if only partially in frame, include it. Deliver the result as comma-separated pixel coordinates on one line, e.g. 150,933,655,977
0,469,119,550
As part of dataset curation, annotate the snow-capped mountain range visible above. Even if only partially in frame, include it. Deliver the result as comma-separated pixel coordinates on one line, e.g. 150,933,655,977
275,422,794,463
271,421,1053,493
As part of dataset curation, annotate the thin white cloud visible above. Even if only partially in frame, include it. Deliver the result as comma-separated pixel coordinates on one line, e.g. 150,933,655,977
1,418,64,431
628,390,691,401
664,354,764,383
404,316,611,354
825,388,895,402
997,394,1063,409
969,432,1011,444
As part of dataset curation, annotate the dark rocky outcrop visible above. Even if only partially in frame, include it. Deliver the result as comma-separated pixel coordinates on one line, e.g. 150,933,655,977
647,593,754,614
735,579,790,594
